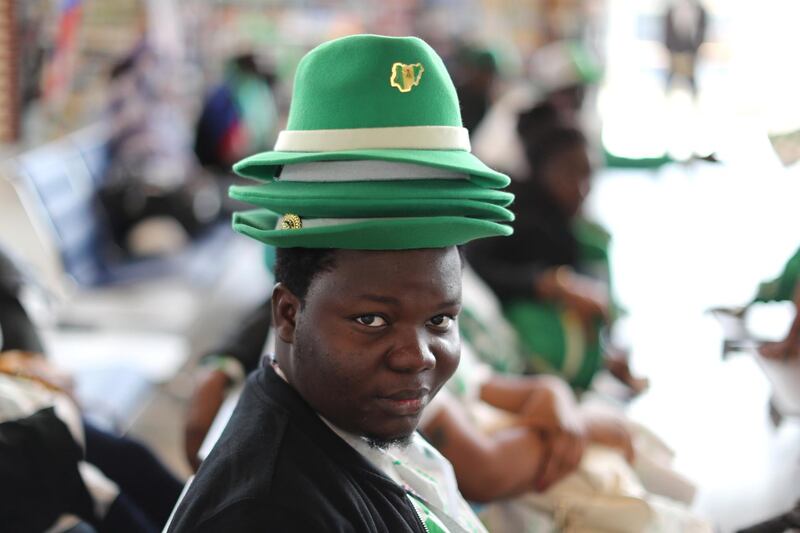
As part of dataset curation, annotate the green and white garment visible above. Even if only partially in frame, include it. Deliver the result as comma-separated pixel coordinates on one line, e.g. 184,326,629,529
506,218,615,390
324,422,487,533
753,245,800,303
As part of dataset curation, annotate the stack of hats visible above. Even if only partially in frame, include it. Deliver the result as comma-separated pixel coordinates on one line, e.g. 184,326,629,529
228,34,514,250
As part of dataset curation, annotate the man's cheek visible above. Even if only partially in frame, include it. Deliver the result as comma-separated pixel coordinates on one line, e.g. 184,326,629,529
435,337,461,372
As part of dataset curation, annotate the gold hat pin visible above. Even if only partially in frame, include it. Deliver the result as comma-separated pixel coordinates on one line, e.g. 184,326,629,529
390,62,424,93
280,214,303,230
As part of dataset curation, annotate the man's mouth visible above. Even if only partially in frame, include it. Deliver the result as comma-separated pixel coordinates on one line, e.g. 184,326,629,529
376,388,430,416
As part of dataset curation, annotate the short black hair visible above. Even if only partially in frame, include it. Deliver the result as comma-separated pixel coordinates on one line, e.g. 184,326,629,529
274,246,466,303
274,247,338,303
526,127,587,182
516,104,587,183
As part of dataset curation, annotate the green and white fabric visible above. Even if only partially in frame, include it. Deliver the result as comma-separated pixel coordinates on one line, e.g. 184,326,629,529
324,422,488,533
753,245,800,303
504,218,615,390
459,266,530,376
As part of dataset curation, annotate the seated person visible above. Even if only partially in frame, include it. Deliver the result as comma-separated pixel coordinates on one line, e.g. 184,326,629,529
422,349,710,532
167,34,515,532
713,245,800,360
0,247,183,532
425,267,709,532
194,53,278,172
102,36,221,255
753,246,800,360
467,112,647,393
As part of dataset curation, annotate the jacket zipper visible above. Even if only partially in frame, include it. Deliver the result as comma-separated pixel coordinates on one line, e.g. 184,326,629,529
406,491,430,533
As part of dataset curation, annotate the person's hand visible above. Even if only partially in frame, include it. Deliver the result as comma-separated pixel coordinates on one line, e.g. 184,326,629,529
536,267,609,334
518,376,583,432
518,376,587,491
584,412,635,463
184,368,230,472
605,352,650,395
535,428,587,491
563,289,608,335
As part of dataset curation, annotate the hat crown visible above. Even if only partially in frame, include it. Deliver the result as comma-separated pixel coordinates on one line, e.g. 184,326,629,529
287,34,463,131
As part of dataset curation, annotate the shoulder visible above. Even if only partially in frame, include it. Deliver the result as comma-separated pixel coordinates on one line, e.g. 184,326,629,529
169,378,292,529
174,498,341,533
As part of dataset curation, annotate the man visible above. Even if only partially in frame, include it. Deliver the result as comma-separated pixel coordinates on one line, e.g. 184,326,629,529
167,34,514,532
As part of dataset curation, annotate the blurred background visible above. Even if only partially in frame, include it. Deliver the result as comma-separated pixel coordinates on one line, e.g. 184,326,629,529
1,1,799,531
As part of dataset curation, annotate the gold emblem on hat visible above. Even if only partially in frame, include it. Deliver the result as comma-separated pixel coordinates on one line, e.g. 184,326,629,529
280,213,303,230
390,62,424,93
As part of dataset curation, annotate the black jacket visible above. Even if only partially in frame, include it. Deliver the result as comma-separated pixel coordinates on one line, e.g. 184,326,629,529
0,407,98,531
167,364,428,532
467,178,579,302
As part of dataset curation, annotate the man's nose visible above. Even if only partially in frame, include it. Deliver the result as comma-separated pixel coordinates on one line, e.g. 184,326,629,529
386,327,436,373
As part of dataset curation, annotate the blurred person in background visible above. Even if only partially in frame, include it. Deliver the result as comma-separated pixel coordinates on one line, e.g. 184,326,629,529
100,34,221,257
451,44,500,134
526,40,602,130
715,245,800,360
752,246,800,360
0,246,183,532
194,53,278,173
663,0,708,97
472,39,601,178
468,109,648,393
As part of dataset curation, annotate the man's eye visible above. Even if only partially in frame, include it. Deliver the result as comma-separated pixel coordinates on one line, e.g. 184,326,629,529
427,315,454,331
355,315,387,327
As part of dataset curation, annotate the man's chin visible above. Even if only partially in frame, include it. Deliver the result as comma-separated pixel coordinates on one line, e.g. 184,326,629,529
365,433,414,450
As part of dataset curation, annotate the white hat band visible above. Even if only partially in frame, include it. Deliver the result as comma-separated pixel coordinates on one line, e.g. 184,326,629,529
276,160,468,182
274,215,402,230
274,126,471,152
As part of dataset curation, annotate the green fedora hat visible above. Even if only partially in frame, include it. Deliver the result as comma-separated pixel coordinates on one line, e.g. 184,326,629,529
229,178,515,221
233,209,512,250
229,160,514,249
233,34,509,189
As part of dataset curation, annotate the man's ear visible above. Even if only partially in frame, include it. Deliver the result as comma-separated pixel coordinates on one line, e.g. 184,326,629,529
272,283,301,344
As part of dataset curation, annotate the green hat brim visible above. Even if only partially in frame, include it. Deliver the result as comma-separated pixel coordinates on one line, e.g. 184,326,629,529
229,180,515,221
233,149,510,189
230,179,513,205
233,196,513,221
233,209,513,250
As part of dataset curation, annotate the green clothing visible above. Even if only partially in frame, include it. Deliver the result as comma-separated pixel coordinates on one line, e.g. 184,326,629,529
504,301,603,390
753,246,800,303
518,218,613,390
460,240,611,392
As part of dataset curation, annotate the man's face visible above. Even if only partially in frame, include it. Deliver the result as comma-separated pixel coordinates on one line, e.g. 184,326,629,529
543,143,592,217
275,247,462,445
